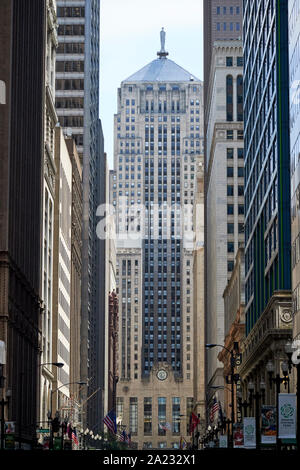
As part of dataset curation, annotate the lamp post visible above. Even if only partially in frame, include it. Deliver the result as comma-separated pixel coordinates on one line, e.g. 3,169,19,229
266,359,290,453
206,343,239,448
247,381,265,451
284,340,300,451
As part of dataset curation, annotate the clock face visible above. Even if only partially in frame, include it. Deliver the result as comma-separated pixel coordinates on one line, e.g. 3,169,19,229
157,369,168,381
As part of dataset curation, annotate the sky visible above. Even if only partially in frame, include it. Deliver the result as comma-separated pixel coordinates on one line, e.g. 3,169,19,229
99,0,204,168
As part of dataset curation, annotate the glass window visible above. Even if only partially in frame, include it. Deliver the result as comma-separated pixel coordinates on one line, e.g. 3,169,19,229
226,75,233,121
227,185,234,196
228,242,234,253
227,167,234,177
158,398,166,435
227,204,234,215
172,398,180,434
226,57,233,67
144,397,152,435
238,148,244,159
237,75,243,121
129,398,138,435
227,223,234,234
227,148,234,159
228,260,234,271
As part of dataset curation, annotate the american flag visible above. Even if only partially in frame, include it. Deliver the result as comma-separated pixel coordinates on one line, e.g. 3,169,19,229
103,409,117,434
209,397,220,422
118,430,127,442
159,422,171,431
126,433,131,445
71,428,79,447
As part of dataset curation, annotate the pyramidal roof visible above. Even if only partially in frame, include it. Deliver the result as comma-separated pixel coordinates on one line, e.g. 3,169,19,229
123,28,200,83
123,57,200,83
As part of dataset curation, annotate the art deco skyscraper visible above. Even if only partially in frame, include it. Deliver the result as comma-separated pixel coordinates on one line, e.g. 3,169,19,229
111,31,204,450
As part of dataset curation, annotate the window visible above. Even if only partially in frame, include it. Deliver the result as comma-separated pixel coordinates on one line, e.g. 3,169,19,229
227,167,234,178
227,204,234,215
237,75,243,121
228,223,234,234
238,223,244,233
236,22,240,31
237,57,243,67
172,398,180,434
226,57,233,67
227,185,234,196
129,398,138,435
217,22,221,31
238,186,244,196
144,398,152,435
227,130,234,140
228,242,234,253
237,130,243,140
238,205,244,215
217,6,220,14
238,148,244,159
238,167,244,178
227,148,234,159
158,398,167,435
228,260,234,272
226,75,233,121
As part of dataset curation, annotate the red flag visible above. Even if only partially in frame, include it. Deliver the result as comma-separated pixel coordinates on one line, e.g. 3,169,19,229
189,412,200,434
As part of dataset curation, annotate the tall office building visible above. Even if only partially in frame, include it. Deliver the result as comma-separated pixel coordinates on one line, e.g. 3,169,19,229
289,1,300,342
40,0,58,427
111,31,204,449
204,41,244,403
0,0,47,448
55,0,105,433
203,0,243,409
203,1,243,112
239,0,292,391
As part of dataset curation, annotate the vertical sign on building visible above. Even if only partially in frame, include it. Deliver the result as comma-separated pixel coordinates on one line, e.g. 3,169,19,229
278,393,296,439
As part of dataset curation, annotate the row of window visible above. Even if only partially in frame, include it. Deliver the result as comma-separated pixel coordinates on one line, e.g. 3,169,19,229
57,42,85,54
58,25,85,36
56,60,84,73
216,6,240,15
216,22,240,31
57,6,85,17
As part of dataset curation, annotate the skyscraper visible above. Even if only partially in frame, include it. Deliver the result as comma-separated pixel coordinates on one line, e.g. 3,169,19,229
0,0,47,448
55,0,105,433
289,1,300,341
204,39,244,405
239,0,292,389
111,30,204,450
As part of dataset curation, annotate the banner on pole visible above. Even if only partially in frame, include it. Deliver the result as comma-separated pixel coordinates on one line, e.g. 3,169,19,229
219,434,228,448
261,405,276,444
233,422,244,448
243,417,256,448
278,393,296,439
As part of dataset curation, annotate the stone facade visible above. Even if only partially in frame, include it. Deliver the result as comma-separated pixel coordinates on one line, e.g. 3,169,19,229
111,35,204,449
205,41,244,403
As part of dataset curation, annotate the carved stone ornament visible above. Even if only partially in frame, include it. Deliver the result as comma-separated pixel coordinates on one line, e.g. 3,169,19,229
280,309,292,323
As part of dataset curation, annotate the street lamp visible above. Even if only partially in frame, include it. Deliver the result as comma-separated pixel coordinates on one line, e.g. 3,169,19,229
206,343,239,448
267,359,290,452
247,381,265,450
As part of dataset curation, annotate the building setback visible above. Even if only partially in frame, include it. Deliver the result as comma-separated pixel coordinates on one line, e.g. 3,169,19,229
0,0,46,448
55,0,106,433
111,31,204,449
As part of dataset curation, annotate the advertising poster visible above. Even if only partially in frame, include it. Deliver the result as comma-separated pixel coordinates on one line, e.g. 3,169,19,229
278,393,296,439
233,423,244,448
261,405,276,444
243,417,256,448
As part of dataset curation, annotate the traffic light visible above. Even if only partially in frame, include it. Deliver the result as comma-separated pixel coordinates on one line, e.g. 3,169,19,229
51,417,60,433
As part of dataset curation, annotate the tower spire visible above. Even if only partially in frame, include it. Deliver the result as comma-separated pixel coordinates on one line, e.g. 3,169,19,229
157,27,169,59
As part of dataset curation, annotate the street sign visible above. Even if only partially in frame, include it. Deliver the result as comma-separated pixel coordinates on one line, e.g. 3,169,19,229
37,429,50,433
